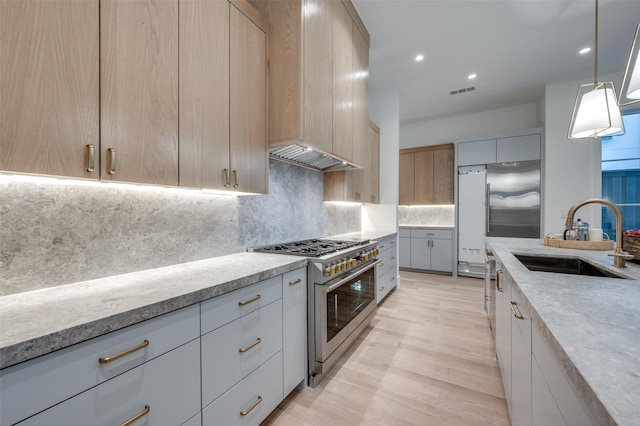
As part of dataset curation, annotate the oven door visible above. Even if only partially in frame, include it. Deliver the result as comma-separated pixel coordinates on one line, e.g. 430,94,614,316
314,260,379,363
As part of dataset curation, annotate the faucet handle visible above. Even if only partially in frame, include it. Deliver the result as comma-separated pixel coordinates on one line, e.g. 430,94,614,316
608,251,634,260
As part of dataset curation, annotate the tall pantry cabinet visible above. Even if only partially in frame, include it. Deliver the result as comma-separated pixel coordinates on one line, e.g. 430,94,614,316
0,1,100,179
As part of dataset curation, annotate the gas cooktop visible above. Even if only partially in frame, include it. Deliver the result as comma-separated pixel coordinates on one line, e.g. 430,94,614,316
252,239,368,257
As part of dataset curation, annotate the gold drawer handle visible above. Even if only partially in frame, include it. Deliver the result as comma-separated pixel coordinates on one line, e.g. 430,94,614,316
98,340,149,364
107,148,116,174
223,168,231,187
510,301,524,320
120,405,150,426
239,337,262,353
233,169,239,189
379,286,385,292
496,270,504,292
240,396,263,416
85,144,95,172
289,278,302,286
238,294,261,306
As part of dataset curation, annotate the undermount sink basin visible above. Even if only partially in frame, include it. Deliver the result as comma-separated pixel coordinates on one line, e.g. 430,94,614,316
513,254,627,279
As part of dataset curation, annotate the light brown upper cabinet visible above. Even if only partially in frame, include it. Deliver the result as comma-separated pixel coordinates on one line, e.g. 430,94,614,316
399,144,454,205
179,0,230,190
324,119,380,203
229,2,269,193
180,0,268,193
250,0,369,164
101,0,179,186
1,0,99,179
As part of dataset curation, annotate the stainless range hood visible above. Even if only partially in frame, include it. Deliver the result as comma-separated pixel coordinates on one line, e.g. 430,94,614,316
269,143,361,172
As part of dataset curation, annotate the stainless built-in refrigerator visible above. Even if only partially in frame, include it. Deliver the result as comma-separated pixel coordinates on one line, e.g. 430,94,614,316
458,160,541,278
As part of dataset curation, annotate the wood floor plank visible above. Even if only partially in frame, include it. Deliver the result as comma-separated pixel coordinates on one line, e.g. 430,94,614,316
261,272,510,426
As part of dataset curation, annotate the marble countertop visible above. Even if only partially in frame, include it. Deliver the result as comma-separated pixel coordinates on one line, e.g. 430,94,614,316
486,237,640,426
330,230,397,242
0,253,307,369
399,224,455,229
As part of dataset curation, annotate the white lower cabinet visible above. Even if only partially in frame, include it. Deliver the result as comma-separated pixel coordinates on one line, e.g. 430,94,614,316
282,267,307,395
376,235,398,303
19,339,201,425
202,299,283,405
400,228,453,273
183,412,203,426
494,264,512,417
510,286,531,426
532,355,565,426
202,351,283,426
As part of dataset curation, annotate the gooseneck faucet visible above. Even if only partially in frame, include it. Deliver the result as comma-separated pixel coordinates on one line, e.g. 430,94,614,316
565,198,633,268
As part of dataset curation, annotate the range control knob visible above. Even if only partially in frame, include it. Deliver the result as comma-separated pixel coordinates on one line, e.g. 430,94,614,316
350,259,357,268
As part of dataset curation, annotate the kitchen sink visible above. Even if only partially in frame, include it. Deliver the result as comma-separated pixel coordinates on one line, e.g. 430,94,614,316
513,254,627,279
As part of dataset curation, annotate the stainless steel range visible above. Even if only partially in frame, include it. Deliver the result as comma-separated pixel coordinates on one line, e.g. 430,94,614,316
252,237,380,387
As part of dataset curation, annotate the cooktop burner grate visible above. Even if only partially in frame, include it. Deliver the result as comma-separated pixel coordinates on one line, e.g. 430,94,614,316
254,239,366,257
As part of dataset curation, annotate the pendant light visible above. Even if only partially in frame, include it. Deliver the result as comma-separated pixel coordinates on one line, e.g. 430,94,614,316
568,0,625,139
618,23,640,106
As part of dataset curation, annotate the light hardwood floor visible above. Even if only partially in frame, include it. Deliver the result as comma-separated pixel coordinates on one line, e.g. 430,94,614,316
262,271,510,426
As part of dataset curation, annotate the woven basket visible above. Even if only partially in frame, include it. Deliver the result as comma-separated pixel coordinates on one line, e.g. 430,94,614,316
543,234,614,251
623,234,640,259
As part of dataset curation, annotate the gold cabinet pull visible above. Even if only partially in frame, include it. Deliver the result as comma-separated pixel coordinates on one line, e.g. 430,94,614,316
85,144,95,172
107,148,117,174
120,405,150,426
496,270,504,292
233,169,239,189
289,278,302,286
510,301,524,320
240,396,263,416
239,337,262,353
98,340,149,364
238,294,261,306
223,168,230,187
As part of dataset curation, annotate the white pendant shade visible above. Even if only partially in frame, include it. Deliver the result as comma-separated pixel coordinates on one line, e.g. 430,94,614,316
627,54,640,99
569,85,624,138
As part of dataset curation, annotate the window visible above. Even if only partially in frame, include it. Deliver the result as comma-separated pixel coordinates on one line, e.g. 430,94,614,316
601,112,640,241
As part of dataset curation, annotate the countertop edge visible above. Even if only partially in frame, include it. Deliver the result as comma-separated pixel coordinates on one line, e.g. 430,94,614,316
0,256,307,370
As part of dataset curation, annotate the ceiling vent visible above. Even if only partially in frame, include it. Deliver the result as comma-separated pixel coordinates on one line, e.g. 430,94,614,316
450,86,476,96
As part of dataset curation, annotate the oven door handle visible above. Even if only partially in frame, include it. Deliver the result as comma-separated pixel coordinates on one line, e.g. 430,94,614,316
323,259,382,293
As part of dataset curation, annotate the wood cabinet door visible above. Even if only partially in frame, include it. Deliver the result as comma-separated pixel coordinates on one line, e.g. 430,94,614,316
101,0,179,185
399,152,415,205
229,4,268,194
414,150,434,204
1,0,99,179
179,0,230,190
433,147,454,204
332,0,353,162
352,25,369,168
303,0,333,153
369,123,380,203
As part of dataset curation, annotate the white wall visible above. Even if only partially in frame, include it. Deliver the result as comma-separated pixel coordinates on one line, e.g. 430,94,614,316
364,88,400,232
400,103,538,149
542,71,622,235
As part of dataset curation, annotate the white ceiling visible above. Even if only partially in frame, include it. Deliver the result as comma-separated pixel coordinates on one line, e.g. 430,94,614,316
352,0,640,123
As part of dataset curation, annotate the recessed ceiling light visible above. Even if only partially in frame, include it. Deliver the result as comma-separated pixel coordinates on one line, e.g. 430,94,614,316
468,73,477,80
415,54,424,62
579,47,591,55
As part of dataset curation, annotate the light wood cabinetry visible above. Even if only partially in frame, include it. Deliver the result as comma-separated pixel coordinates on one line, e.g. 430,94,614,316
180,0,268,193
399,144,454,205
252,0,369,165
0,0,99,179
179,0,230,189
100,0,179,185
229,2,269,193
323,119,380,203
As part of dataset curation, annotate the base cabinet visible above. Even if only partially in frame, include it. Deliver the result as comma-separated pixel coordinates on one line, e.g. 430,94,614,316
400,228,453,273
494,264,513,417
532,355,565,426
19,340,201,426
376,234,398,303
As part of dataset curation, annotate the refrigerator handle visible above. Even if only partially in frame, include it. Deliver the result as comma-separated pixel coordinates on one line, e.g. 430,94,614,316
486,183,491,234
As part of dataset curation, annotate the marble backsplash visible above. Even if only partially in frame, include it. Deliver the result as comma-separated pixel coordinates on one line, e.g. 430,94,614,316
0,160,361,296
398,205,455,226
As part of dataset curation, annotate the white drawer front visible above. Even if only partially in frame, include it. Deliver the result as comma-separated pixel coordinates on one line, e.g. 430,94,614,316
376,267,397,304
410,229,452,239
201,276,282,335
18,339,201,426
376,235,396,252
201,300,283,406
398,228,411,238
202,351,283,426
1,304,200,426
